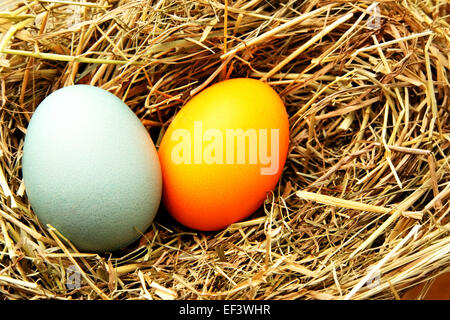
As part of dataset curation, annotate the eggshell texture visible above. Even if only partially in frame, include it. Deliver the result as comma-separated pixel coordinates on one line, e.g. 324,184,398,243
22,85,162,252
158,78,289,231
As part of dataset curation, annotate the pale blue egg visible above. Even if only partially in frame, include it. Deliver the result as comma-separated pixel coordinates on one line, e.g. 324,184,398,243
22,85,162,252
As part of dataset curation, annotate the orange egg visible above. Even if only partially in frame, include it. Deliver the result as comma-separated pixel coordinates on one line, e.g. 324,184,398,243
158,78,289,231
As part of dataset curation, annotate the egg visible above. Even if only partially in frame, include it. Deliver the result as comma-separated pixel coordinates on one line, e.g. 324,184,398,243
22,85,162,252
158,78,289,231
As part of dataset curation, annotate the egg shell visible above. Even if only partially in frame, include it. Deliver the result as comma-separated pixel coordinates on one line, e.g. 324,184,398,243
22,85,162,252
158,78,290,231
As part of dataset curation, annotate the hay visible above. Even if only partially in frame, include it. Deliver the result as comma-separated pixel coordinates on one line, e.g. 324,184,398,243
0,0,449,300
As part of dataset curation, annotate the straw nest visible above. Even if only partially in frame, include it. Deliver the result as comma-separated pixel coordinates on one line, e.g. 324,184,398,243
0,0,449,300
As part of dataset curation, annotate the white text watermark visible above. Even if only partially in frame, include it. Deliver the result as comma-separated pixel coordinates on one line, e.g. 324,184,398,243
170,121,280,175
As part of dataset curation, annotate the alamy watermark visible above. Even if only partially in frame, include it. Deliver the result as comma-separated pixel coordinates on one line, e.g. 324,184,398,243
364,266,381,289
170,120,280,175
66,264,81,290
367,2,381,30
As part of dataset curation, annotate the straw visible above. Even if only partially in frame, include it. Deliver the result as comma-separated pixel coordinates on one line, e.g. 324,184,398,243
0,0,448,300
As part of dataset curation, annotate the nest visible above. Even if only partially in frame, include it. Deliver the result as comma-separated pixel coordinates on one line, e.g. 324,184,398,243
0,0,449,300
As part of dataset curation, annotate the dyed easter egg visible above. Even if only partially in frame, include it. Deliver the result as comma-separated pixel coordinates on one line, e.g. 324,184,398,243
22,85,162,252
158,78,289,231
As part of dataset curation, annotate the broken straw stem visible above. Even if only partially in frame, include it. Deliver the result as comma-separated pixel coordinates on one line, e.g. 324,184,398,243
36,0,110,8
351,30,433,56
1,49,144,66
262,12,354,81
344,224,421,300
220,4,335,60
296,191,423,219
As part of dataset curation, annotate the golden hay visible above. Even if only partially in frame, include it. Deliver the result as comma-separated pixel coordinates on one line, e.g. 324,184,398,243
0,0,449,300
